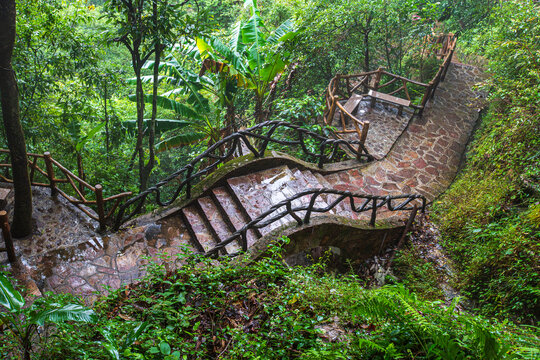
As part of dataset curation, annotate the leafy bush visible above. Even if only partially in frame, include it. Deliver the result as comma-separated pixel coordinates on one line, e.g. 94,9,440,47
434,0,540,322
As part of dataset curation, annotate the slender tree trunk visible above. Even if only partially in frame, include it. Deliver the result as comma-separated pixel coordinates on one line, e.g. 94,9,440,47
141,43,161,190
363,13,373,72
254,95,264,123
133,63,146,191
103,81,109,155
0,0,33,237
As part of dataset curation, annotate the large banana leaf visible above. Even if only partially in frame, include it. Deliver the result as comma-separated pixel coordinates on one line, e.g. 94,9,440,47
0,274,24,311
128,94,201,120
244,0,260,16
230,22,245,53
241,14,265,75
259,55,288,82
75,122,106,152
29,303,97,326
267,19,296,44
156,132,207,153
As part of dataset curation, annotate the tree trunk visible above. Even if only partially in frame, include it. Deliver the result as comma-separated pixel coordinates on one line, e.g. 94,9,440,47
134,64,146,191
254,95,264,124
0,0,33,237
141,42,161,190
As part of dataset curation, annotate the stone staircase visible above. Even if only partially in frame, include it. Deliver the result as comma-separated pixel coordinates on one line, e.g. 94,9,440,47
166,165,397,257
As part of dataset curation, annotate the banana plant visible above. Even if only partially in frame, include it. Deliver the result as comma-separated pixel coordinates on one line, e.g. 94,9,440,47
196,0,299,123
0,274,97,360
126,49,230,153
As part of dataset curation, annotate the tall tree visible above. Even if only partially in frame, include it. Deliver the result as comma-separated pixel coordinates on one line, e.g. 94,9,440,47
105,0,197,191
0,0,33,237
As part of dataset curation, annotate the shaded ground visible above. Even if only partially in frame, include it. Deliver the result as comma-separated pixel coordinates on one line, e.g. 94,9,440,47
1,63,485,301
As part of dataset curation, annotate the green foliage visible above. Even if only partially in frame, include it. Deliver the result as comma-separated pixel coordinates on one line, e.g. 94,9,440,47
434,0,540,322
393,246,444,300
3,246,539,359
197,0,299,122
0,274,97,359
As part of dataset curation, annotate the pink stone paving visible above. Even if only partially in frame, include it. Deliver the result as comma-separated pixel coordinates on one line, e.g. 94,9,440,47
1,63,484,301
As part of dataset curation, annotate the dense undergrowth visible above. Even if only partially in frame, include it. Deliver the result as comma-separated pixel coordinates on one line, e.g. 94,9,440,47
432,0,540,323
1,244,539,359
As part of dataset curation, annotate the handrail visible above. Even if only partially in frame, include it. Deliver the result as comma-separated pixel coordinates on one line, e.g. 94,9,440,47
0,150,132,230
324,33,457,132
205,188,427,257
113,121,375,230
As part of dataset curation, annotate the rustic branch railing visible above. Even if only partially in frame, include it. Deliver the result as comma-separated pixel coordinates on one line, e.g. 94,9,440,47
0,149,132,230
114,121,375,230
324,33,457,137
205,189,426,257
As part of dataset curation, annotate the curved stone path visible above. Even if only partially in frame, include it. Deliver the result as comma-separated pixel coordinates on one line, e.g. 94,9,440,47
1,63,484,302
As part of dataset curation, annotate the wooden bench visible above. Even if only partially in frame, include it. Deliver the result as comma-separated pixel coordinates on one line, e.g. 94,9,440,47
342,93,363,114
368,90,411,116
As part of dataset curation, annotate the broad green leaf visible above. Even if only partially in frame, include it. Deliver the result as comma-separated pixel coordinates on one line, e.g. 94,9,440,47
122,321,149,351
266,19,295,44
259,56,287,82
128,94,201,120
160,341,171,355
101,342,120,360
76,122,105,152
196,37,211,57
241,14,266,47
0,274,24,311
230,22,245,53
156,132,207,152
30,303,97,326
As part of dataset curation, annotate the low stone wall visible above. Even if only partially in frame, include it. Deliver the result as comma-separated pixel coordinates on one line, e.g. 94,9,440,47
244,215,405,262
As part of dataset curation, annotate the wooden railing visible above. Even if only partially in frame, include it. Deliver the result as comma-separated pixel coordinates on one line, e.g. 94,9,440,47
205,189,427,257
0,150,132,230
324,33,457,137
113,121,374,230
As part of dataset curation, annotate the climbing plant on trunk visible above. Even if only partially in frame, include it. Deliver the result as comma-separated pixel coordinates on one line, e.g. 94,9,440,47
0,0,33,237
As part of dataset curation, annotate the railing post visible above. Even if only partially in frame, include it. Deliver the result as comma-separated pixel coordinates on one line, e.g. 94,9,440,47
419,82,434,117
44,152,57,196
0,210,16,264
318,142,326,169
370,198,377,226
358,121,370,158
327,96,338,126
241,230,248,252
95,184,106,231
185,166,193,199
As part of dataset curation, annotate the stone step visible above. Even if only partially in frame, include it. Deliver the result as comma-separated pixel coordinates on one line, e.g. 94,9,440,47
197,196,241,254
212,186,260,247
180,206,216,253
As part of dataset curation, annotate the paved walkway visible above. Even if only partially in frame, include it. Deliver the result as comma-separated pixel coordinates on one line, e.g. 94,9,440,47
1,63,484,302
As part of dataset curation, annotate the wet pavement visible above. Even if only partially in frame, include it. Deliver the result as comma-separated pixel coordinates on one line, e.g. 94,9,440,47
0,63,485,302
332,98,412,160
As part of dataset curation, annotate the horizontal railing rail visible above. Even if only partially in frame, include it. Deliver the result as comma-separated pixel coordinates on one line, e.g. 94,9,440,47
0,149,132,230
113,121,375,230
205,189,427,257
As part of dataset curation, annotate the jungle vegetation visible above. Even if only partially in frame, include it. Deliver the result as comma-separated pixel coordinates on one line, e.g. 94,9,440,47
0,0,538,358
